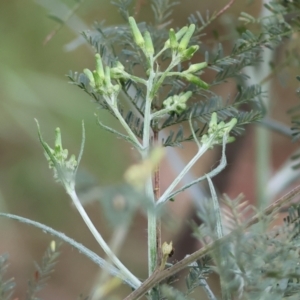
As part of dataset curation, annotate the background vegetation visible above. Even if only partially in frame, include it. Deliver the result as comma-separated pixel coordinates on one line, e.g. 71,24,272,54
1,0,300,299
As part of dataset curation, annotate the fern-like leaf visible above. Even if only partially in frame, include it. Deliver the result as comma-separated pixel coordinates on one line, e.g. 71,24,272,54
25,241,61,300
0,254,15,300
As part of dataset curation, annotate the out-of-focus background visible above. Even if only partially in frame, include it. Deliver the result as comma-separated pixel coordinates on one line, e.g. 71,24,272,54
0,0,300,299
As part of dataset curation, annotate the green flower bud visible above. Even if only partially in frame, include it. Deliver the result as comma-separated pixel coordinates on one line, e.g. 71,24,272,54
163,96,174,108
66,154,78,170
209,112,218,129
169,28,178,50
112,84,121,94
201,134,209,144
180,45,199,61
178,91,192,103
110,61,126,79
178,24,196,52
92,70,102,89
128,16,145,48
54,128,63,153
175,102,187,114
225,118,238,132
104,66,112,88
162,91,192,115
185,62,208,74
164,26,188,48
218,121,225,128
144,31,154,56
184,74,209,89
83,69,95,88
95,53,105,80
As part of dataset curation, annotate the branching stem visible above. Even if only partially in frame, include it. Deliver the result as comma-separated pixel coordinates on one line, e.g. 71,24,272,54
124,184,300,300
66,188,141,289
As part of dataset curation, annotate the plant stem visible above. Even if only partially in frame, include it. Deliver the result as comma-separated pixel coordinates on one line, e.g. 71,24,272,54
110,103,143,150
124,184,300,300
153,129,162,267
0,213,138,288
66,188,141,289
157,140,211,206
142,56,158,278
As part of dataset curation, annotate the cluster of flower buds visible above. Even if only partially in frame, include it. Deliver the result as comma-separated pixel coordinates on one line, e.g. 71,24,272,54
83,53,126,97
37,123,77,189
128,17,155,58
182,62,209,89
201,112,237,147
163,25,210,89
164,24,198,60
162,91,192,115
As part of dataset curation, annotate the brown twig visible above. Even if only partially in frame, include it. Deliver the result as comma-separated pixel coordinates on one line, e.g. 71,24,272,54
43,0,86,45
198,0,237,33
124,184,300,300
134,0,148,17
215,0,237,19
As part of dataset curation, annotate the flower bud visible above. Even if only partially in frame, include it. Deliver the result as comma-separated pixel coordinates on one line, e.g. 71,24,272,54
209,112,218,129
224,118,238,133
162,241,173,257
175,102,187,114
104,66,112,88
128,16,145,48
168,28,178,50
164,26,188,48
178,91,192,103
110,61,126,78
185,62,208,74
162,96,174,109
92,70,102,89
184,74,209,89
83,69,95,88
144,31,154,56
180,45,199,61
50,241,56,252
178,24,196,52
95,53,105,80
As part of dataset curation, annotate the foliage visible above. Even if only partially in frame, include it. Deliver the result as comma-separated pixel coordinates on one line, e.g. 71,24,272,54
2,0,300,299
0,242,60,300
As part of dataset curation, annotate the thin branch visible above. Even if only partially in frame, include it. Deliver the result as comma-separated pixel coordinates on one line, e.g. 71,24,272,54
43,0,86,45
215,0,237,19
0,213,137,288
198,0,237,33
166,135,228,201
67,188,141,289
153,129,162,268
124,184,300,300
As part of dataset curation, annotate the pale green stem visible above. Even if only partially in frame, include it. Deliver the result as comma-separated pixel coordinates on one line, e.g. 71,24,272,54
106,96,143,150
254,0,273,209
151,107,170,120
146,176,157,276
168,134,228,200
207,175,224,239
66,188,141,288
0,213,138,288
143,57,157,276
156,139,211,206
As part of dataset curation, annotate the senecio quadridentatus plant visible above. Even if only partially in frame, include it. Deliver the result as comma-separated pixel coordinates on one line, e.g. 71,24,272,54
35,17,237,297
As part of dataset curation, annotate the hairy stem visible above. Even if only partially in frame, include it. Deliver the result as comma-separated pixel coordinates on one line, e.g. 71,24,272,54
156,140,211,206
143,56,157,277
0,213,138,289
153,129,162,268
67,188,141,288
124,184,300,300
